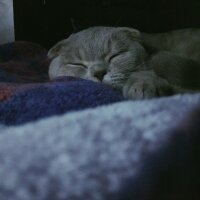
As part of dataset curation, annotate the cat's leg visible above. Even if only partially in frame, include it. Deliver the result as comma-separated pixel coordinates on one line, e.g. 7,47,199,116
148,51,200,90
123,51,200,99
123,70,173,99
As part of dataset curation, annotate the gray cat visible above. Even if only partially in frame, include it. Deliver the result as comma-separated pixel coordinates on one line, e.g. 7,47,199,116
48,26,200,99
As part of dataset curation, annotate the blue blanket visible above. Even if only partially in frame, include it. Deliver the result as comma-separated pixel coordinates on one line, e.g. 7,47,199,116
0,42,124,125
0,41,200,200
0,93,200,200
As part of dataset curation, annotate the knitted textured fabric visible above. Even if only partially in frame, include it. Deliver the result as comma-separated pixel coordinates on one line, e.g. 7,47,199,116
0,41,49,83
0,93,200,200
0,42,124,125
1,41,200,200
0,77,124,125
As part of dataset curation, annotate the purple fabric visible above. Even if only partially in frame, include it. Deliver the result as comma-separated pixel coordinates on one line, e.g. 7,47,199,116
116,105,200,200
0,42,124,125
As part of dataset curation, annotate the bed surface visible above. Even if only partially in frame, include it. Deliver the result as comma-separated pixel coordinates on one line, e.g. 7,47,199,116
0,41,200,199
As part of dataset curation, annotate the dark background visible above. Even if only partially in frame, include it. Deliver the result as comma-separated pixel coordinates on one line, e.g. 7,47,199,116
14,0,200,49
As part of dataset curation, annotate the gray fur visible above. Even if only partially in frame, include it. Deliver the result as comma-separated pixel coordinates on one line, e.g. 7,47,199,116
48,27,200,99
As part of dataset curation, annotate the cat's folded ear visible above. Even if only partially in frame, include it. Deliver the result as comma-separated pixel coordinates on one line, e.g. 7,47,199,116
48,39,69,59
117,27,141,40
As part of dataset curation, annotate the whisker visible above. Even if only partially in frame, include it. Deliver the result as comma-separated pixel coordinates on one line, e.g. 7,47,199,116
111,75,129,80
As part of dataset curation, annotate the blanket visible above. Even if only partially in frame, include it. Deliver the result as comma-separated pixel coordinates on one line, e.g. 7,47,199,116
0,41,200,200
0,42,124,125
0,94,200,200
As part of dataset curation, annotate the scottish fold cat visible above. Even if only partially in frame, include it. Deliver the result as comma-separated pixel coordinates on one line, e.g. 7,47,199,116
48,26,200,99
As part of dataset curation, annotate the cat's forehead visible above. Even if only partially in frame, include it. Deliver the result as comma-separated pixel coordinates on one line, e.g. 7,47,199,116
70,26,140,42
68,27,115,48
72,27,116,39
66,27,132,57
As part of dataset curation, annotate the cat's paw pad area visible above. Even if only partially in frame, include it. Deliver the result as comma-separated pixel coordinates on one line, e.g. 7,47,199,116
123,70,174,100
123,81,160,100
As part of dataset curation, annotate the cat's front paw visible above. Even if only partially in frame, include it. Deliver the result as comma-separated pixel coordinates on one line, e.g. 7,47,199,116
123,71,173,100
123,81,159,99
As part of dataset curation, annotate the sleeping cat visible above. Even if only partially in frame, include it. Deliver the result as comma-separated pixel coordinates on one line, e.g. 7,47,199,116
48,26,200,99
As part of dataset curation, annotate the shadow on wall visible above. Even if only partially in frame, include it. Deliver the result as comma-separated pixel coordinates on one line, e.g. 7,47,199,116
14,0,200,48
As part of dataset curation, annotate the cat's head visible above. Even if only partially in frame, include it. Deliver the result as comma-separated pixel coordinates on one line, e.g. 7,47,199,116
48,26,148,89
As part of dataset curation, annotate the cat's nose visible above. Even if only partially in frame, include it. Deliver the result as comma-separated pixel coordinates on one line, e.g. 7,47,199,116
93,70,107,81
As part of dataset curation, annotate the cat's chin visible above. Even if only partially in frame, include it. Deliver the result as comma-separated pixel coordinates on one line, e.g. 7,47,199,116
102,74,111,83
102,77,113,87
84,76,101,83
102,75,122,90
102,80,123,92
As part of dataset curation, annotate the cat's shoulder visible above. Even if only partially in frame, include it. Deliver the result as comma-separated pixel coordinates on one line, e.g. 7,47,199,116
141,28,200,53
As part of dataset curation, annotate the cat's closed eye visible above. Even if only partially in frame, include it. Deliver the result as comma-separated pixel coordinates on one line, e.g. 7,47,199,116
108,51,127,62
67,63,87,69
